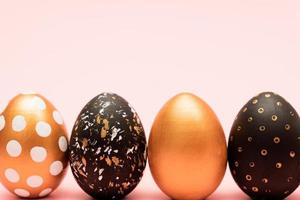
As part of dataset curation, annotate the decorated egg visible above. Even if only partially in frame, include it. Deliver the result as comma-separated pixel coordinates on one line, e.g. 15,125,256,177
148,93,227,200
0,93,68,198
228,92,300,199
69,93,147,199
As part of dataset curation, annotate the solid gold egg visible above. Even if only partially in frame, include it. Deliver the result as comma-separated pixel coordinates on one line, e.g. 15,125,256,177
148,93,227,200
0,93,68,198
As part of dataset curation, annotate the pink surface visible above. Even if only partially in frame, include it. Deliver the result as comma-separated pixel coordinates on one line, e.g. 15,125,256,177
0,1,300,199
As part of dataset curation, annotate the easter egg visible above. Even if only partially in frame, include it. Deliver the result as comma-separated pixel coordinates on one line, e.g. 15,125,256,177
148,93,227,200
69,93,147,199
228,92,300,199
0,93,68,198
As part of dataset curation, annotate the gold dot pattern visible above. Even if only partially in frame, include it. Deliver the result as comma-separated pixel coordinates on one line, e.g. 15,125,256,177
237,147,243,152
249,162,255,168
246,175,252,181
258,108,264,114
290,151,295,158
228,92,300,199
271,115,278,121
262,178,268,184
259,125,266,132
237,126,242,131
252,187,259,192
273,137,280,144
248,117,253,122
261,149,268,156
235,161,239,167
276,162,282,168
285,124,291,131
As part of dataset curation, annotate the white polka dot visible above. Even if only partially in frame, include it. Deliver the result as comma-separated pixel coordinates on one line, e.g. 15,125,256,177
52,110,63,125
12,115,26,132
35,121,51,137
30,146,47,163
6,140,22,157
27,175,43,188
32,96,46,110
39,188,52,197
4,168,20,183
58,136,67,152
0,115,5,131
49,161,63,176
14,188,30,197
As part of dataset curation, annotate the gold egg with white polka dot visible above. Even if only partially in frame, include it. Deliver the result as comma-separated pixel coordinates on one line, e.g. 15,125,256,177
0,93,68,198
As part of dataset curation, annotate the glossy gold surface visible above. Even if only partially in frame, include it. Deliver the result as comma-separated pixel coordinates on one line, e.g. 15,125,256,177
0,94,68,198
148,93,227,200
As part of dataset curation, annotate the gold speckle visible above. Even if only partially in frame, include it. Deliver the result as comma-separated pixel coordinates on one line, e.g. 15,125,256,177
261,149,268,156
277,101,282,106
134,126,143,134
122,182,130,189
96,115,102,124
290,111,295,117
252,99,258,104
290,151,296,158
105,157,112,166
259,125,266,132
252,187,259,192
258,108,264,114
273,137,280,144
246,175,252,181
234,161,239,167
271,115,278,121
249,162,255,168
248,137,253,142
232,170,236,175
78,169,87,178
82,157,87,166
82,138,88,148
108,181,114,187
103,119,109,130
101,127,107,138
262,178,268,183
248,117,253,122
285,124,291,131
276,162,282,168
265,93,271,98
243,186,247,190
111,156,120,166
237,126,242,131
230,135,234,142
243,107,248,112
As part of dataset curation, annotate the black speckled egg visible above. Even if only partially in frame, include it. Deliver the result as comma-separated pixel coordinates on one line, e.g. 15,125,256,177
69,93,147,199
228,92,300,200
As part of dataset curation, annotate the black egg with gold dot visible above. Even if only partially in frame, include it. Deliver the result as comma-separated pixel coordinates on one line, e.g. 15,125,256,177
69,93,147,199
228,92,300,199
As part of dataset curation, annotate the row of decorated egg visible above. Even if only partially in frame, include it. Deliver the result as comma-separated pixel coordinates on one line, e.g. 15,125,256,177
0,92,298,200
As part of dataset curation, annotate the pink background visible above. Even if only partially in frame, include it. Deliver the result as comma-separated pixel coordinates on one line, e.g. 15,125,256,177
1,1,300,199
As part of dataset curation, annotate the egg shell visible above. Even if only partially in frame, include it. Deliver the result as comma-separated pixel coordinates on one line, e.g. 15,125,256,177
69,93,147,199
228,92,300,199
148,93,227,200
0,93,68,198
